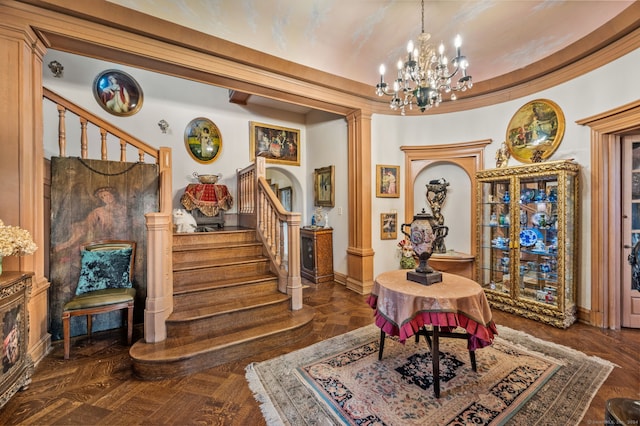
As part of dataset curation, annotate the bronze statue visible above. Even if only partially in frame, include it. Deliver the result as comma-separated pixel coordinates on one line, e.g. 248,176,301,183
426,178,449,253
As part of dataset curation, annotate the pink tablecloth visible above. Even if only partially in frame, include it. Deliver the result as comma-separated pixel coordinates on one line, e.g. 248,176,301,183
180,184,233,216
367,269,497,350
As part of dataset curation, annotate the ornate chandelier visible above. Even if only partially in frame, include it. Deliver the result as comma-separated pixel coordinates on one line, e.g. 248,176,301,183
375,0,472,115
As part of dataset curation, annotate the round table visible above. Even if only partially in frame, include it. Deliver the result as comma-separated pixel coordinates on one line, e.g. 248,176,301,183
367,269,498,398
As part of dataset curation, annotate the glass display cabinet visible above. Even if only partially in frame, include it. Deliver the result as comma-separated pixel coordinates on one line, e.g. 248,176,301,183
476,160,580,328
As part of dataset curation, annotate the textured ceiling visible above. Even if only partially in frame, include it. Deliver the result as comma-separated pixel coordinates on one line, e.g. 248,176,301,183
106,0,633,88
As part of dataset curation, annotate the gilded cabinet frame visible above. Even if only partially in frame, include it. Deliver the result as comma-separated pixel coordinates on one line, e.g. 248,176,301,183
475,160,580,328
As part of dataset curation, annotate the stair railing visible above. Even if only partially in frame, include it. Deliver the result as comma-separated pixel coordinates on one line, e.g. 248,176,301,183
44,88,173,343
237,157,303,310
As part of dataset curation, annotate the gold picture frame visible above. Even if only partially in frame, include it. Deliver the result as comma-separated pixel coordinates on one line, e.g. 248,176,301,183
380,212,397,240
505,99,565,163
376,165,400,198
249,121,300,166
92,69,143,116
184,117,223,164
314,166,334,207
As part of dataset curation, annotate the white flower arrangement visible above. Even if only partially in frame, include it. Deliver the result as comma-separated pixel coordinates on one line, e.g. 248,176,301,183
0,219,37,257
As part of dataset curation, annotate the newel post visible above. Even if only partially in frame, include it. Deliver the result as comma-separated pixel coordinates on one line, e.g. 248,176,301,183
144,212,173,342
287,216,303,310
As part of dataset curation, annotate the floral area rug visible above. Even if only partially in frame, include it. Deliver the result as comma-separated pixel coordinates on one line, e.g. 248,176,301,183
246,324,614,425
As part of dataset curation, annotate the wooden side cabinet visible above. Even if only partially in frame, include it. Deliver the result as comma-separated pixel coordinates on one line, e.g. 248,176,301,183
0,271,34,409
300,227,334,283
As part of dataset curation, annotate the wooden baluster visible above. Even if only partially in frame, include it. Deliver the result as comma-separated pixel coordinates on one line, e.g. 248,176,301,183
254,171,258,213
250,171,256,213
80,117,88,159
57,105,67,157
100,128,107,160
240,173,246,213
138,149,144,162
119,139,126,162
275,219,282,265
258,191,263,230
267,206,274,252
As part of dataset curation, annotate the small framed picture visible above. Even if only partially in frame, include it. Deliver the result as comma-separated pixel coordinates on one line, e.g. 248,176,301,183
279,186,292,212
376,165,400,198
92,69,143,116
249,121,300,166
314,165,335,207
184,117,223,164
380,212,397,240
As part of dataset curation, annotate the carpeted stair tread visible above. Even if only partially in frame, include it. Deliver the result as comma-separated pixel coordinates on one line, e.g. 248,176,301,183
173,273,277,295
169,292,289,322
130,307,315,362
173,255,268,271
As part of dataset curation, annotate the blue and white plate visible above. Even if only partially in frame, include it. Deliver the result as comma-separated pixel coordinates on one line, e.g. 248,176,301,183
519,229,538,247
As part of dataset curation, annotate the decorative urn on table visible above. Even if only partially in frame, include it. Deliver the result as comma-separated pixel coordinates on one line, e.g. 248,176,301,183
401,210,448,285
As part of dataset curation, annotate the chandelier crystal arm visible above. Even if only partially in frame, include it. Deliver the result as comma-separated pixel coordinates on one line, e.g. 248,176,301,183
374,0,472,114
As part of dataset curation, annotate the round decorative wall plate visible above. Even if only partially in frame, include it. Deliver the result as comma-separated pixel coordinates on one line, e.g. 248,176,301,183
505,99,565,163
93,69,143,116
184,117,223,164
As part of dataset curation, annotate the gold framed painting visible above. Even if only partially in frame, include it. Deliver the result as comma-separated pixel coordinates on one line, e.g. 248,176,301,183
376,165,400,198
380,212,397,240
314,165,334,207
92,69,143,116
184,117,223,164
249,121,300,166
505,99,565,163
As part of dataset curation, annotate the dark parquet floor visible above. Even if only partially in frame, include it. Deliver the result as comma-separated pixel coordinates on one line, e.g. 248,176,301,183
1,280,638,425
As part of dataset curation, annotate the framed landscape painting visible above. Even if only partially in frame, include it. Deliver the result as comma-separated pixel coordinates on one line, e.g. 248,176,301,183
249,121,300,166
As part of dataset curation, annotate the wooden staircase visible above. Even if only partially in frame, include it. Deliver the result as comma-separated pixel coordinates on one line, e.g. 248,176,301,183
130,228,315,380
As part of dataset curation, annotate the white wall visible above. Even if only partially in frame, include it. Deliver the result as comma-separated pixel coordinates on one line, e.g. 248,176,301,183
372,48,640,308
42,50,309,220
305,111,349,274
42,47,640,308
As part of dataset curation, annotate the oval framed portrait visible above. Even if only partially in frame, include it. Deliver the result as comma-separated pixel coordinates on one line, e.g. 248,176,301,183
184,117,223,164
92,69,143,116
505,99,565,163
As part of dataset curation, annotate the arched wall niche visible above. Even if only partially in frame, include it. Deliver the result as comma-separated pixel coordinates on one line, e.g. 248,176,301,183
265,167,302,214
401,140,492,277
412,162,471,254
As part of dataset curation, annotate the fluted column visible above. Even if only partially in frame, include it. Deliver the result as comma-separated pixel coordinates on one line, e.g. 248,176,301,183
345,110,375,294
0,9,52,363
